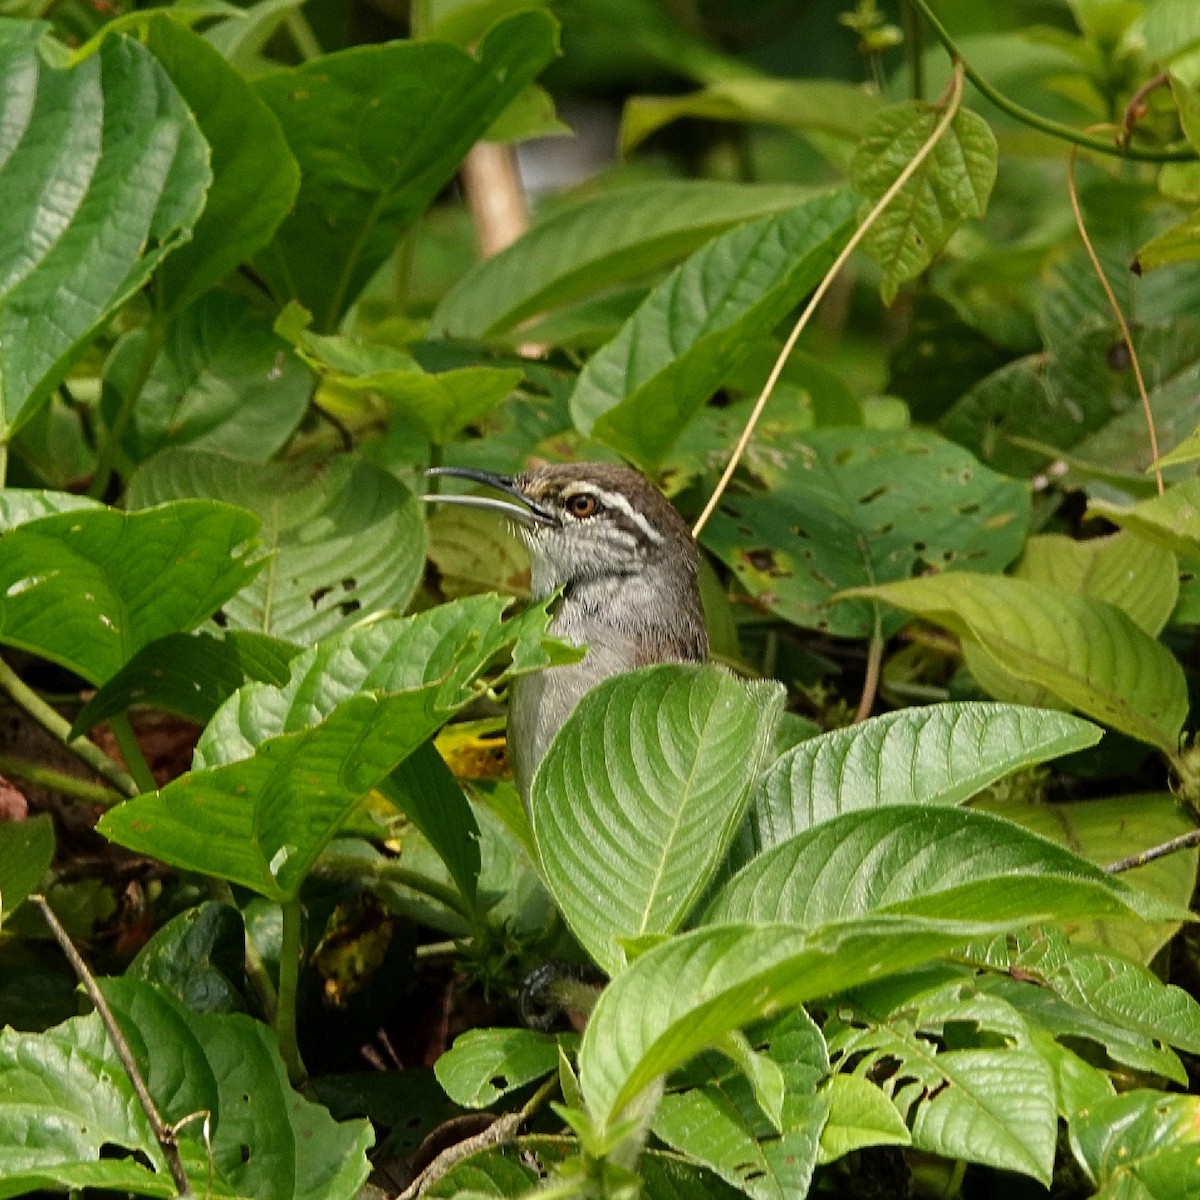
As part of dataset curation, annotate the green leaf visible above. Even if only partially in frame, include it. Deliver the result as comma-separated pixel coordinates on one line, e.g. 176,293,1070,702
431,181,820,340
0,977,373,1199
254,11,559,329
851,102,998,304
1150,423,1200,469
702,429,1030,637
846,574,1188,752
434,1028,564,1108
382,742,481,910
1072,1090,1200,1199
422,1152,539,1199
1015,532,1179,636
0,489,99,530
568,192,857,471
71,630,299,737
818,1074,911,1163
707,806,1179,930
973,793,1199,964
0,30,211,429
577,916,1021,1137
752,702,1101,847
1090,478,1200,561
0,501,262,684
0,814,53,925
98,595,565,898
127,449,425,644
142,16,300,313
1134,209,1200,271
531,664,784,976
102,291,313,467
203,0,305,72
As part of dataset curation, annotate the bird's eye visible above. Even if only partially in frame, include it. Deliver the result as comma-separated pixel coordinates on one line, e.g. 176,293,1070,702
567,494,599,518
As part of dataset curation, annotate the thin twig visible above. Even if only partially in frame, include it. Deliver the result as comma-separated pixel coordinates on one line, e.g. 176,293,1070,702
906,0,1195,163
30,894,192,1197
398,1073,560,1199
853,613,885,724
1066,145,1163,494
692,61,967,538
1120,71,1171,148
0,657,140,797
1104,829,1200,874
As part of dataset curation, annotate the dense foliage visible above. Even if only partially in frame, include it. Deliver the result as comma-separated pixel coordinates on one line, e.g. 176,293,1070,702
1,0,1200,1197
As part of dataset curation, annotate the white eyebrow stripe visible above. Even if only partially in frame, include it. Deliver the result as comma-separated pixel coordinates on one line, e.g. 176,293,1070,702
591,487,664,544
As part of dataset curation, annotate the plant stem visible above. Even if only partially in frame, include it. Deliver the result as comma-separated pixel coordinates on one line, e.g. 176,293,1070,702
89,318,167,501
284,9,322,61
0,657,139,797
276,897,308,1088
0,441,7,488
1104,829,1200,874
32,894,192,1196
693,62,968,538
109,713,158,794
205,879,278,1023
853,612,885,724
905,0,1196,162
314,846,474,921
0,752,123,806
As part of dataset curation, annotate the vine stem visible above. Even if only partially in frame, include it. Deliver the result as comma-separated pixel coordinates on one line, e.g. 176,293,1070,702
1105,828,1200,874
692,60,967,539
853,611,885,724
1065,145,1163,494
0,656,140,797
905,0,1196,163
276,897,308,1088
0,752,123,806
314,846,475,921
31,894,192,1197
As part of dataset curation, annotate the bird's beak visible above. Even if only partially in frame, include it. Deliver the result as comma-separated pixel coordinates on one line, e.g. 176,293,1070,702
421,467,557,528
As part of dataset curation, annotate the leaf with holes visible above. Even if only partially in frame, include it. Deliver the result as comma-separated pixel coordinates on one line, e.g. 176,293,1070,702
99,595,571,898
431,181,818,340
750,702,1100,851
569,191,858,471
70,630,299,737
0,502,262,684
825,980,1056,1183
701,428,1030,638
435,1028,566,1109
531,664,783,976
126,449,424,644
851,101,997,304
0,28,210,430
847,574,1188,751
706,805,1180,931
254,11,558,329
102,291,313,467
1015,532,1178,636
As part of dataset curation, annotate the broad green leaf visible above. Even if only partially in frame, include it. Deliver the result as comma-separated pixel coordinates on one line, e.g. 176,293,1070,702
428,504,530,599
426,0,553,46
0,814,53,924
622,77,883,162
1150,423,1200,469
382,742,481,909
142,16,299,313
99,595,567,898
851,102,998,304
128,900,247,1013
577,916,1019,1136
1134,209,1200,271
422,1152,539,1199
0,30,210,429
1090,478,1200,560
752,703,1101,847
846,574,1188,752
0,977,372,1200
569,192,857,470
973,793,1199,963
702,429,1030,638
1072,1090,1200,1199
707,806,1180,930
435,1028,564,1108
0,489,98,529
254,12,559,329
70,630,299,737
817,1074,911,1163
827,982,1055,1183
203,0,304,72
0,502,262,684
431,181,818,340
531,664,784,976
1015,532,1178,636
102,291,313,466
127,449,425,644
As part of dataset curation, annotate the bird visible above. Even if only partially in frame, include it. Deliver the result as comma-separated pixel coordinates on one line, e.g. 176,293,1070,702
423,462,708,800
